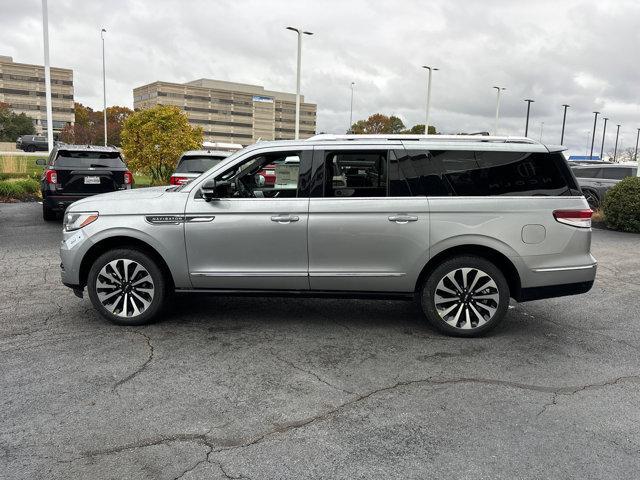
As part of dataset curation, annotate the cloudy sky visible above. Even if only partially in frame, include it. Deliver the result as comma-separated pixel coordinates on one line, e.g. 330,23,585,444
2,0,639,156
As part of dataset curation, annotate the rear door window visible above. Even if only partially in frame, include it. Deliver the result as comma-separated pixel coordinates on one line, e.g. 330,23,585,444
176,155,226,174
389,149,451,196
602,167,633,180
323,150,388,198
54,151,125,168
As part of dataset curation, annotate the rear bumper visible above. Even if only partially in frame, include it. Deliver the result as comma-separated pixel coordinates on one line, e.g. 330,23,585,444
43,194,88,211
516,280,594,302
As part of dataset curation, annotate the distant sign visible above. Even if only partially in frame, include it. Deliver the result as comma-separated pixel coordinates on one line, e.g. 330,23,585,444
252,95,274,103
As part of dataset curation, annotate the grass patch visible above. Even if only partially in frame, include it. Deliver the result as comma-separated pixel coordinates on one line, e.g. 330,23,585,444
0,155,46,176
0,177,40,201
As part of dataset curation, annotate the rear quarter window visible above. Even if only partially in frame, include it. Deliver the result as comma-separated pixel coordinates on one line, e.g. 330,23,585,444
175,155,225,174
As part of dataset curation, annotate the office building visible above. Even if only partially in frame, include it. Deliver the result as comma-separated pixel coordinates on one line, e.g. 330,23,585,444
0,55,75,135
133,78,316,145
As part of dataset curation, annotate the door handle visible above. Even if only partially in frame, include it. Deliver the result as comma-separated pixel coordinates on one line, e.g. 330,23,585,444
388,214,418,224
271,214,300,223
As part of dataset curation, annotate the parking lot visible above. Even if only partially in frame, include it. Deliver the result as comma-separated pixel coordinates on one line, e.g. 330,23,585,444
0,201,639,479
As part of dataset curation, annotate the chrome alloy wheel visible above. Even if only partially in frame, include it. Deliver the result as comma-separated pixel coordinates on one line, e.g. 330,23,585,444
95,259,155,318
434,267,500,330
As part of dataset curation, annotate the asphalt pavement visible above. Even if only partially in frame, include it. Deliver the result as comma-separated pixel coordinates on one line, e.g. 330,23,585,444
1,202,639,479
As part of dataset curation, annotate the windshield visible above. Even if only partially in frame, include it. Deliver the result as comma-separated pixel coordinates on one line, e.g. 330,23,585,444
175,155,226,174
54,151,125,168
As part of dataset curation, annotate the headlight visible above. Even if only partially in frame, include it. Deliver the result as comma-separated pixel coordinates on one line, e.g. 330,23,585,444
64,212,99,232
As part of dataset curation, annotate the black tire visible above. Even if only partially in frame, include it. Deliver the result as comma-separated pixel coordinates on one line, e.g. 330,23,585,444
87,248,167,326
42,203,57,221
419,255,510,337
26,145,36,152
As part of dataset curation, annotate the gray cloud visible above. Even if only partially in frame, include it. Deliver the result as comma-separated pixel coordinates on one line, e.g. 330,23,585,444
1,0,639,155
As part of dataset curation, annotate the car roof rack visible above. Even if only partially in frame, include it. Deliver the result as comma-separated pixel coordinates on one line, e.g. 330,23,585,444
305,134,539,144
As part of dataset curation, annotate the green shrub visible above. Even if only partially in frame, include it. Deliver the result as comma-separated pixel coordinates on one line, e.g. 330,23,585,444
603,176,640,233
0,180,25,198
14,178,39,194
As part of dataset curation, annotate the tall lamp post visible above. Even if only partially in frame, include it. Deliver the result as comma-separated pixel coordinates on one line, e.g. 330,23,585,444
524,99,534,137
613,124,621,161
599,117,608,160
634,128,640,172
422,65,438,134
286,26,313,140
349,82,355,133
41,0,53,151
590,111,600,160
560,104,570,145
101,28,107,146
493,86,506,135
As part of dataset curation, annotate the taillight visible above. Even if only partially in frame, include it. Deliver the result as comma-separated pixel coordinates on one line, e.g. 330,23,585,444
553,209,593,228
123,171,133,185
45,169,57,184
170,175,189,185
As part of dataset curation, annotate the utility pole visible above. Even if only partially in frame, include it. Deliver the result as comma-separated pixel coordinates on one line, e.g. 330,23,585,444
635,128,640,174
41,0,53,151
101,28,107,146
286,27,313,140
599,117,608,160
493,86,506,135
349,82,355,133
422,66,438,134
560,104,570,145
613,124,621,161
524,99,534,137
590,111,600,160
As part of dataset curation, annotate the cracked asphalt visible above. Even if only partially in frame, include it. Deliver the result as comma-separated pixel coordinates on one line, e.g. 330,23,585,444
1,202,640,479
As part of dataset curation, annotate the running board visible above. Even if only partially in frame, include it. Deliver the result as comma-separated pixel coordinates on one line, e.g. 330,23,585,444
174,289,415,301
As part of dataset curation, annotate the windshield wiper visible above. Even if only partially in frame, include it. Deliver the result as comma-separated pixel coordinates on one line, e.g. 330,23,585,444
90,163,109,168
187,170,205,174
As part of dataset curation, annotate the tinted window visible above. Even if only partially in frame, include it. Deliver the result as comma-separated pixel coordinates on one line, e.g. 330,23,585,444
54,151,125,168
602,167,633,180
437,151,574,196
572,167,602,178
389,149,451,196
175,155,225,174
324,150,387,197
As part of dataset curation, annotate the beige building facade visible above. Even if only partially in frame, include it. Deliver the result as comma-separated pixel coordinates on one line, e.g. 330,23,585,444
0,55,75,135
133,78,316,145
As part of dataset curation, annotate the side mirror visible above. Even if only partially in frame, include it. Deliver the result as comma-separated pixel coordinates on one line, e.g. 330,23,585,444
201,179,231,202
35,158,47,166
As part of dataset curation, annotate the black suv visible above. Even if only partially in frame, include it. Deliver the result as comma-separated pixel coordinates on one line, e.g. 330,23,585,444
16,135,59,152
570,163,637,208
37,145,133,220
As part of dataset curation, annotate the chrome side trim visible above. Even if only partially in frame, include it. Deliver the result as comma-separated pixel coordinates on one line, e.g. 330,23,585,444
532,263,597,273
309,272,406,277
190,271,308,277
186,216,215,222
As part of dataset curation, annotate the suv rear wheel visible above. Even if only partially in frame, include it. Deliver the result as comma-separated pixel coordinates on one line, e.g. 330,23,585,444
420,256,510,337
87,249,167,326
42,204,57,221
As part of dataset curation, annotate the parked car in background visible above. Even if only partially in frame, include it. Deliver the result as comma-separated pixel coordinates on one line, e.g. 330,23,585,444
169,150,232,186
570,163,638,209
37,145,133,220
16,135,63,152
60,134,596,337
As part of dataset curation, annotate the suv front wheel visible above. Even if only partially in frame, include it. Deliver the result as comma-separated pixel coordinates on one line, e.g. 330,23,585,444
87,249,167,326
420,256,510,337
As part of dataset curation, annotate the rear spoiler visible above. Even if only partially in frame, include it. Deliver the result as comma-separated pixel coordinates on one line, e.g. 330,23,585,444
546,145,568,153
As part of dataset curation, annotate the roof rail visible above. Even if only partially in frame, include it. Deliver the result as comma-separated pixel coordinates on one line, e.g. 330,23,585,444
305,134,539,144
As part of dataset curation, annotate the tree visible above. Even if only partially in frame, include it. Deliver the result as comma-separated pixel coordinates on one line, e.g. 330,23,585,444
348,113,437,135
121,105,203,185
60,103,132,146
349,113,406,134
0,102,36,141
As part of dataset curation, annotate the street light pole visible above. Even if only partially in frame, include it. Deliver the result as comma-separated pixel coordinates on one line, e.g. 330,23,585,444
41,0,53,151
101,28,107,146
560,104,570,145
539,122,544,142
600,117,608,160
590,111,600,159
349,82,355,133
493,86,506,135
524,99,534,137
286,26,313,140
634,129,640,174
613,124,621,161
422,66,438,134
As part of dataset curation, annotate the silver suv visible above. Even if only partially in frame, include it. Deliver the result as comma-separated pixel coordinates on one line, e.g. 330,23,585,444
59,135,596,336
